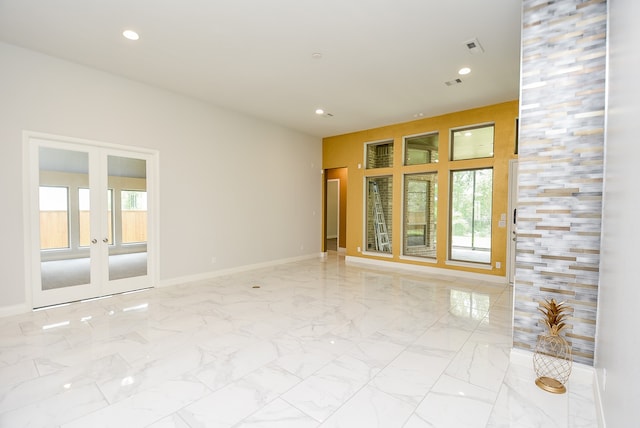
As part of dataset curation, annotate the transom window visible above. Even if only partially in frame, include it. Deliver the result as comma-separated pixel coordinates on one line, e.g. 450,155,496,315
404,133,438,165
366,140,394,169
451,124,494,161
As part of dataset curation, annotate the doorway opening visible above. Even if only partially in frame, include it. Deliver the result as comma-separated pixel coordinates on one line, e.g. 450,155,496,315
324,168,347,253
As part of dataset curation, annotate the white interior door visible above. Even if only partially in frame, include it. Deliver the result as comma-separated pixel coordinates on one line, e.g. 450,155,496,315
28,135,157,308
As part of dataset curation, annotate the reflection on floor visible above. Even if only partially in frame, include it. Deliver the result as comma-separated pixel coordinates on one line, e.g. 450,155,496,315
0,254,597,427
40,252,147,290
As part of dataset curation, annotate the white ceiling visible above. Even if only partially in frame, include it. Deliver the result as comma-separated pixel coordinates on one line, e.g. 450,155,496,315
0,0,522,138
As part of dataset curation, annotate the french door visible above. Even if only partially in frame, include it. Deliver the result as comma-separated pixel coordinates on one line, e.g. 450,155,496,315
27,135,157,308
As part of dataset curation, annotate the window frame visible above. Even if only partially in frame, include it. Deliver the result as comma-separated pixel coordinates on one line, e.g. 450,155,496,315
403,132,439,166
402,172,438,259
448,167,493,265
450,123,495,161
364,139,394,169
364,175,393,255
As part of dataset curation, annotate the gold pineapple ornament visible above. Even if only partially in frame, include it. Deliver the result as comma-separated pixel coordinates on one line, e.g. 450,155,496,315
533,298,572,394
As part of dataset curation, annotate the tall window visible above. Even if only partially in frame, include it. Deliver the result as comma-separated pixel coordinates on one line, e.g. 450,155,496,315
450,168,492,264
366,176,392,253
403,173,437,258
39,186,69,250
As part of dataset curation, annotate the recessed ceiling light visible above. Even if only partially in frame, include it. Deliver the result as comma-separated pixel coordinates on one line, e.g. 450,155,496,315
123,30,140,41
315,108,324,115
458,67,471,75
311,52,323,59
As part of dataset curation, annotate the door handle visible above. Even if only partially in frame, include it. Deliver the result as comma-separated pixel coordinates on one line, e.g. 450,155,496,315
91,238,98,244
103,238,109,243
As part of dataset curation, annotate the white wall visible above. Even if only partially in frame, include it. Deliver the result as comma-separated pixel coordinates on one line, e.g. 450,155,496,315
596,0,640,425
0,42,322,312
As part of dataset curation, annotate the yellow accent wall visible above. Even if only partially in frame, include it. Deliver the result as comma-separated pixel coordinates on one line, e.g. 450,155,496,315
322,100,519,277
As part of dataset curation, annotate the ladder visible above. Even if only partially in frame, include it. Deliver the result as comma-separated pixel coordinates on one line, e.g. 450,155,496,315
370,181,391,252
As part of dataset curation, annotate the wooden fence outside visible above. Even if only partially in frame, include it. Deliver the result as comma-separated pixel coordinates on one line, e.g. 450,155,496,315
40,210,147,249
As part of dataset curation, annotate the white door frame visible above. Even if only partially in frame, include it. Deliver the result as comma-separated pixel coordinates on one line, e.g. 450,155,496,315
23,131,159,308
507,159,518,285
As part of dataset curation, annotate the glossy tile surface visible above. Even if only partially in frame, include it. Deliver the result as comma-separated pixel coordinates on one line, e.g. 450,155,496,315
0,254,597,427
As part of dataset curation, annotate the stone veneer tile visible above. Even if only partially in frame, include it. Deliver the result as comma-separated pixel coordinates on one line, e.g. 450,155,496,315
515,0,607,366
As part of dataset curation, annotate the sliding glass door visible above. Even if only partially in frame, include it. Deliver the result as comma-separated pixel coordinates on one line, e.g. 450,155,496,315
29,137,156,308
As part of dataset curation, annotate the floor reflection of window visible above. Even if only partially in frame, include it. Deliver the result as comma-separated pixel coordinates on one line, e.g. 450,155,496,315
450,289,490,320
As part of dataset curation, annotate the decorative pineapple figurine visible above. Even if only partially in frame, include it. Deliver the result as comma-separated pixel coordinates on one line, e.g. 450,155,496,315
532,298,572,393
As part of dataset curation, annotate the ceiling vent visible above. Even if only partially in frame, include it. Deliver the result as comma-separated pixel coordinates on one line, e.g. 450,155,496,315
463,37,484,54
445,78,463,86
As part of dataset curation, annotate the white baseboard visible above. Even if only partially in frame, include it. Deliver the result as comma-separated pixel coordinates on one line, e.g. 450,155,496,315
0,303,30,318
510,348,604,427
345,255,507,284
158,253,321,288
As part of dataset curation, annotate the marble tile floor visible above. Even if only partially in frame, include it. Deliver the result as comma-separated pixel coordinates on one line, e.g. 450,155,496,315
0,254,598,427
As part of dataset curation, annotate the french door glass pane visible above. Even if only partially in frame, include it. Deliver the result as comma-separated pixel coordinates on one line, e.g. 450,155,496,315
108,155,148,281
79,188,90,247
39,147,90,290
121,190,147,244
450,168,492,264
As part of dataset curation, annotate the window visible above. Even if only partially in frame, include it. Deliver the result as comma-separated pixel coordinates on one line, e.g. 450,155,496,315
450,168,492,264
121,190,147,244
39,186,69,250
366,141,394,169
403,173,437,258
451,124,494,161
404,133,438,165
366,176,392,253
